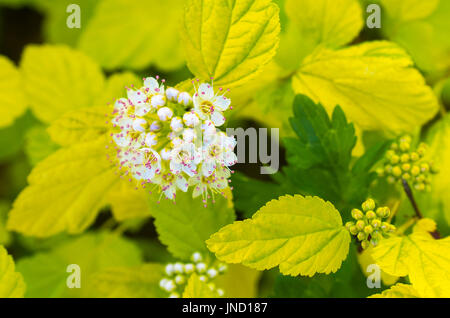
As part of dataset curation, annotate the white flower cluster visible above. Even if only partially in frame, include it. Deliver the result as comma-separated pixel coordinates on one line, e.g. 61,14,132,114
110,76,237,204
159,252,227,298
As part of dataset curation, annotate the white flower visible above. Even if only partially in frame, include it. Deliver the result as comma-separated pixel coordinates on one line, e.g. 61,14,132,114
165,264,175,276
170,117,183,132
193,83,230,127
153,172,188,199
207,268,218,278
170,142,201,177
183,111,200,127
166,87,179,101
201,133,237,176
130,148,161,181
157,107,173,121
189,167,230,201
178,92,191,106
143,77,164,95
160,148,171,160
191,252,202,263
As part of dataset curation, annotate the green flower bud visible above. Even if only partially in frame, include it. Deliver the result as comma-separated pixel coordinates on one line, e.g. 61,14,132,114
387,176,396,184
400,154,410,163
370,239,379,247
351,208,364,220
361,240,370,250
345,221,354,231
414,182,425,191
402,163,411,171
389,143,398,150
402,173,411,180
365,210,376,219
364,225,373,235
371,231,383,240
362,199,375,212
386,150,395,158
410,152,419,161
357,232,366,241
392,166,402,177
399,141,410,152
371,219,381,228
349,226,358,235
420,163,429,172
376,167,384,176
411,165,420,176
390,155,400,164
356,220,365,231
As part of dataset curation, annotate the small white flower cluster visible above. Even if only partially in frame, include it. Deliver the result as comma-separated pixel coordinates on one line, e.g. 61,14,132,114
159,252,227,298
109,76,237,204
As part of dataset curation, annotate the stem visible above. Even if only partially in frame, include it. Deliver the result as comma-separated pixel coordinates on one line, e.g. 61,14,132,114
401,179,423,219
401,179,441,239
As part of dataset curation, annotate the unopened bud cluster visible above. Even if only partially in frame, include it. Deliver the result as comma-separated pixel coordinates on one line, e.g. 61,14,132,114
345,199,395,249
159,252,227,298
109,76,237,205
377,135,438,191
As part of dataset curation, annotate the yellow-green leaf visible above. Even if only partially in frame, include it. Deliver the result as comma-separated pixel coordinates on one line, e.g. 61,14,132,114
372,227,450,297
20,44,104,123
47,105,110,146
381,0,439,22
207,195,351,276
78,0,185,71
285,0,362,57
107,180,151,221
182,0,280,88
0,245,26,298
152,191,235,261
89,264,166,298
292,41,439,132
182,273,218,298
7,136,117,237
369,283,420,298
0,55,27,128
24,126,59,166
16,232,142,298
94,72,141,106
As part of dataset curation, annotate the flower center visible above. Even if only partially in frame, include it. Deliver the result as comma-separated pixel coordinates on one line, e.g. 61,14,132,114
200,101,214,114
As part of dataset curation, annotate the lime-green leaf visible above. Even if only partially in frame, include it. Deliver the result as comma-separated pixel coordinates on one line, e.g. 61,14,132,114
381,0,450,75
371,226,450,297
182,273,218,298
94,72,141,106
182,0,280,88
369,283,420,298
7,136,117,237
90,264,166,298
16,232,142,297
78,0,185,71
420,114,450,225
152,191,235,261
107,179,151,221
292,41,439,132
285,0,362,54
0,245,26,298
20,44,104,123
47,105,110,146
0,55,27,128
24,125,59,166
207,195,350,276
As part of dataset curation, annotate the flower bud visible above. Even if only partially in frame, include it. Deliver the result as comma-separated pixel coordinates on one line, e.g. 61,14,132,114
145,132,158,147
392,166,402,177
389,155,399,164
361,240,370,250
191,252,202,263
165,264,174,276
165,87,179,101
151,94,165,108
178,92,191,106
400,154,410,163
351,209,364,220
183,112,200,127
170,117,183,132
207,268,218,278
356,220,365,231
184,263,194,274
157,107,173,121
196,262,207,273
371,219,381,228
357,232,366,241
364,225,373,235
173,262,184,274
349,225,358,235
132,118,147,132
175,275,185,285
365,210,376,219
362,199,375,212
